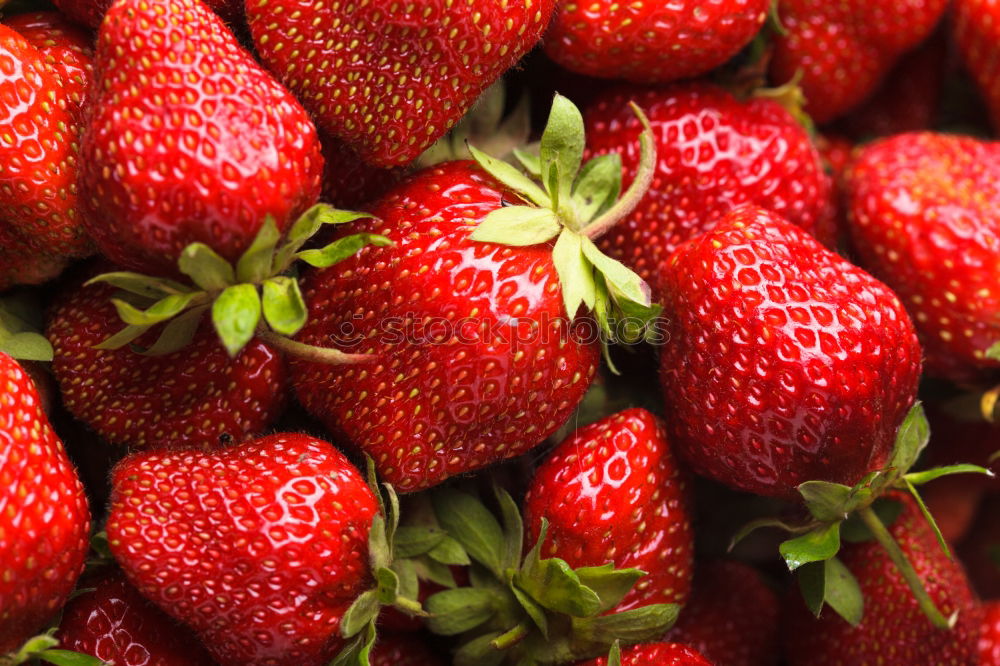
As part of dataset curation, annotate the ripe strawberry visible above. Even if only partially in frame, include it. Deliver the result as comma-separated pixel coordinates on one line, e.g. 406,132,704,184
106,433,379,666
955,0,1000,130
0,351,91,653
784,495,980,665
321,135,406,209
982,600,1000,665
845,132,1000,381
47,279,288,449
584,84,834,297
79,0,323,275
56,568,215,665
658,206,921,497
0,226,69,291
370,633,444,666
51,0,239,30
523,408,694,611
246,0,556,167
770,0,947,124
578,642,712,665
666,560,779,666
543,0,769,84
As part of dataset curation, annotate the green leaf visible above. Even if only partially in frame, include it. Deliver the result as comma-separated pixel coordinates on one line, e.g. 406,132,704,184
823,556,864,626
85,271,192,298
574,564,645,614
273,205,374,272
392,558,419,603
261,276,307,336
329,620,377,666
368,515,392,573
236,215,282,283
539,93,585,208
510,583,549,639
903,479,951,558
779,522,841,570
515,557,601,617
0,331,53,361
424,587,497,635
393,526,447,558
729,517,810,550
798,480,853,522
886,402,930,481
513,147,541,177
986,341,1000,360
297,233,392,269
572,154,622,224
94,324,152,350
428,535,472,566
579,236,651,308
112,292,198,326
904,464,994,485
552,229,596,319
178,242,235,291
135,304,208,356
432,489,505,577
375,566,400,604
469,143,551,209
37,650,109,666
413,555,458,588
454,632,505,666
573,603,680,644
470,206,561,246
607,642,622,666
211,284,261,357
8,634,60,665
495,486,524,573
339,588,380,638
797,561,826,617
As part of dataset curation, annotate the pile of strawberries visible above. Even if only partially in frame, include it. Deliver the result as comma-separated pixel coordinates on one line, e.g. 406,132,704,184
3,0,1000,664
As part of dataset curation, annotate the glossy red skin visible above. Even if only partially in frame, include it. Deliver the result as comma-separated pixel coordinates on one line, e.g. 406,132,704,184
0,225,69,290
47,281,287,449
981,601,1000,665
659,206,922,497
56,569,215,666
0,352,91,653
784,496,980,666
321,134,407,209
955,0,1000,130
106,434,378,666
544,0,768,84
523,408,693,610
246,0,556,167
370,633,445,666
80,0,323,275
585,84,833,298
578,642,712,665
290,161,599,492
846,133,1000,382
770,0,946,124
667,560,779,666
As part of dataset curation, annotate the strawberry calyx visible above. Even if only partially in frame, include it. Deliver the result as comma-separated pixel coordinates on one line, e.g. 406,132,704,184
467,93,662,351
733,403,994,629
0,292,53,361
419,486,679,665
752,73,816,135
87,204,391,362
1,633,106,666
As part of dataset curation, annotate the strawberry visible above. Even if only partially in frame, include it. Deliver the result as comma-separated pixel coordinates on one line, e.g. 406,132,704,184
321,135,406,209
844,132,1000,381
370,633,444,666
982,600,1000,665
584,83,834,297
51,0,240,30
784,495,980,666
79,0,323,276
577,642,712,665
0,226,69,291
0,351,91,652
47,278,288,449
543,0,769,84
955,0,1000,130
666,560,780,666
769,0,947,124
658,205,921,497
106,433,380,666
55,568,215,665
246,0,556,167
523,407,694,611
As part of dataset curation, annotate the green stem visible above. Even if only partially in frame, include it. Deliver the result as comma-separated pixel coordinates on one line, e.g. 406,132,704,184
256,329,374,365
580,102,658,241
392,595,428,617
857,506,952,630
491,623,528,650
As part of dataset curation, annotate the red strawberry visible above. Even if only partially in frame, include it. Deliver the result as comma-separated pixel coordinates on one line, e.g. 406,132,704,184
584,83,834,297
79,0,323,275
769,0,947,124
106,433,379,666
577,642,712,665
47,279,287,449
56,568,215,665
321,135,407,209
666,560,779,666
784,495,980,665
658,206,921,497
50,0,240,30
845,133,1000,381
0,226,69,291
370,633,444,666
523,408,694,611
955,0,1000,130
982,600,1000,665
0,351,91,652
543,0,769,84
246,0,556,167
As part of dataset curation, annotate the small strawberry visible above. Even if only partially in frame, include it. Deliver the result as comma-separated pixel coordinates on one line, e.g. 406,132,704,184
0,351,91,653
578,641,712,666
56,568,215,665
658,206,921,497
80,0,323,275
845,132,1000,381
246,0,556,167
770,0,947,124
106,433,382,666
584,83,834,297
543,0,769,84
955,0,1000,130
370,633,445,666
523,407,694,611
982,600,1000,665
666,560,780,666
784,495,980,666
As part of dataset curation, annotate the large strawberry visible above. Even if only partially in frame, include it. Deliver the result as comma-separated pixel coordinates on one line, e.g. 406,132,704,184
658,205,922,497
578,642,712,665
246,0,555,167
106,433,385,666
769,0,947,124
845,132,1000,381
0,351,91,652
523,408,694,611
79,0,323,276
982,600,1000,665
544,0,769,84
584,83,833,297
955,0,1000,130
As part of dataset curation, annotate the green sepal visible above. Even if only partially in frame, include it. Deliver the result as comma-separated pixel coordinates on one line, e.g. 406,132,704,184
539,94,585,212
35,651,109,666
178,242,235,291
884,402,930,484
510,583,549,639
454,632,506,666
428,535,471,566
574,564,646,614
904,464,994,485
339,589,381,638
515,556,601,617
133,304,208,356
92,324,151,350
273,204,374,272
729,517,814,550
393,526,448,558
0,331,53,361
413,555,458,588
470,207,561,247
551,228,596,319
797,557,864,626
0,296,53,361
392,558,419,603
986,341,1000,360
375,566,400,605
85,271,192,299
297,233,392,269
261,276,307,336
580,236,652,309
432,489,505,578
607,642,622,666
469,143,551,209
571,603,680,647
236,215,282,283
6,634,59,665
495,486,524,573
513,147,541,177
112,292,198,327
779,521,841,571
211,284,261,357
797,481,853,522
329,619,376,666
424,587,497,635
903,478,952,559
